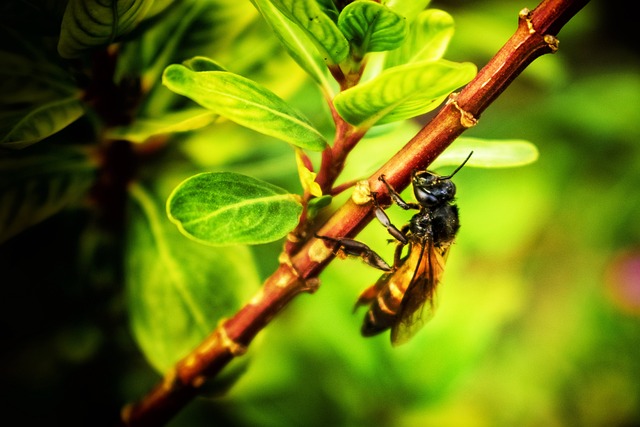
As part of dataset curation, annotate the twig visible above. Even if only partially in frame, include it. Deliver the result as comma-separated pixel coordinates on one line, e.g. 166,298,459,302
120,0,590,425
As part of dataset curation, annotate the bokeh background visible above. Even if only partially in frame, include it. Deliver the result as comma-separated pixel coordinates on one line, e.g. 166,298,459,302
1,1,638,426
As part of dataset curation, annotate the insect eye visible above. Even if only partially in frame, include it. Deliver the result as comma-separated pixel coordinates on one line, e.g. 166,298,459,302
433,179,456,198
414,185,439,206
414,178,456,206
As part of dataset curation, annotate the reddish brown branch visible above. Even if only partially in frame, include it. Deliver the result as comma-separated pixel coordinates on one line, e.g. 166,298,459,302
120,0,590,424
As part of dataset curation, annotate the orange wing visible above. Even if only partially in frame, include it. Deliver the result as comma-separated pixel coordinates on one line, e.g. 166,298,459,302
390,238,450,346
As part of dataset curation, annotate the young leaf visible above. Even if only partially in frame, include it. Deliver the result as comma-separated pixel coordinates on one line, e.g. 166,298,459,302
58,0,154,58
162,64,327,151
295,149,322,197
1,97,86,149
167,172,303,246
337,1,407,57
433,137,540,169
127,183,260,373
0,146,97,244
333,60,476,127
250,0,334,93
385,9,454,68
269,0,349,64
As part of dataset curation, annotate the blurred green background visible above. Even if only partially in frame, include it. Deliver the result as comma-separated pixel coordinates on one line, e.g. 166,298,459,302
1,1,639,426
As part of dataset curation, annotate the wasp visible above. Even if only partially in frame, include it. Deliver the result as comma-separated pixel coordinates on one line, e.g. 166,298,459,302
318,153,471,345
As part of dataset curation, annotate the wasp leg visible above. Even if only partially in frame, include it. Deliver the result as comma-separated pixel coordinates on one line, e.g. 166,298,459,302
371,194,409,245
378,175,420,210
393,239,407,266
316,235,392,271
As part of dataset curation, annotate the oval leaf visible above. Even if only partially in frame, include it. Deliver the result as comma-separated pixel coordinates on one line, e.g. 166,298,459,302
269,0,349,64
127,183,260,372
251,0,334,93
385,9,454,68
334,59,476,127
162,64,327,151
1,97,85,149
338,1,407,56
167,172,303,246
58,0,154,58
433,137,540,169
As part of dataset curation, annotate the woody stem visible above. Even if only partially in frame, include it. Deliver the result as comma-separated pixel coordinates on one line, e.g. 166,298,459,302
120,0,590,425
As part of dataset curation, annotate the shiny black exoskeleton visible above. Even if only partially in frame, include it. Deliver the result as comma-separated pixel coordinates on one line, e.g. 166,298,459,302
317,153,472,344
376,165,462,250
318,152,472,271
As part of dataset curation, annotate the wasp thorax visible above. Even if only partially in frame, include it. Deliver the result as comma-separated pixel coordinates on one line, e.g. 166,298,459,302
412,172,456,207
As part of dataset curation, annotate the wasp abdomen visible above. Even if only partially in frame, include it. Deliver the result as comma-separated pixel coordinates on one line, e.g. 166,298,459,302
326,153,471,344
361,275,407,336
362,309,391,336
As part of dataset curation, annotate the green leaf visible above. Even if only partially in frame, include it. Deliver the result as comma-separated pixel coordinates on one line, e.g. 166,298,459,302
106,108,218,143
337,1,407,57
250,0,334,93
0,28,84,149
127,183,260,372
334,60,476,127
167,172,303,246
163,64,327,151
433,137,540,169
1,97,85,149
58,0,155,58
385,9,454,68
0,146,97,244
269,0,349,64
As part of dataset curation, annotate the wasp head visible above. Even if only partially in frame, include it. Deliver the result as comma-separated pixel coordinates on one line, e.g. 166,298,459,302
411,152,472,207
412,171,456,207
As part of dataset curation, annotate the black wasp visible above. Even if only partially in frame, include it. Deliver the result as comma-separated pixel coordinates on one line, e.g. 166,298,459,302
318,153,472,346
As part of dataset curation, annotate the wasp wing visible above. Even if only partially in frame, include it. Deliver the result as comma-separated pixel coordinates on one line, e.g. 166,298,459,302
390,239,450,346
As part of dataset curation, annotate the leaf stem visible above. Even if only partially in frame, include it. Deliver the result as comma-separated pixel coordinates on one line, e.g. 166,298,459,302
120,0,590,424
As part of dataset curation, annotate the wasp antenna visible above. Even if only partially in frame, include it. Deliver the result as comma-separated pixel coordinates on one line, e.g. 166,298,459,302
442,151,473,179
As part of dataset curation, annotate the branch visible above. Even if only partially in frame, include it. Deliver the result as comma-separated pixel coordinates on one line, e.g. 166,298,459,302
120,0,590,425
